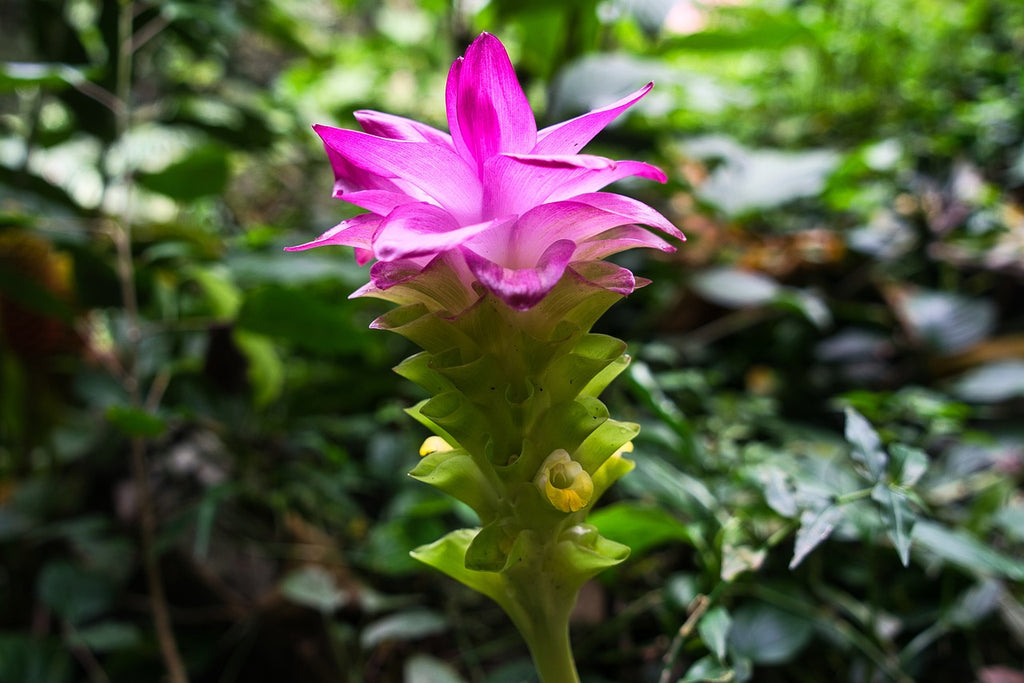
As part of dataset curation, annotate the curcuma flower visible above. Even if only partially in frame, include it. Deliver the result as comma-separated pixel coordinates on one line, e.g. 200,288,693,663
535,449,594,513
288,32,683,311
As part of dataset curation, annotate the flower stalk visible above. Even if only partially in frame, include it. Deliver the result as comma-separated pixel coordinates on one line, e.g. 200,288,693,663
290,32,681,680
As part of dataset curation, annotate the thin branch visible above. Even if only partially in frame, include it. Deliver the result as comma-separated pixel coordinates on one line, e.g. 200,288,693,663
659,594,710,683
131,12,173,54
110,1,190,681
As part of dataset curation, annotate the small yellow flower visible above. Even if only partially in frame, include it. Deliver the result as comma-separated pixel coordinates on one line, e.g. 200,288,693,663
419,435,454,457
534,449,594,513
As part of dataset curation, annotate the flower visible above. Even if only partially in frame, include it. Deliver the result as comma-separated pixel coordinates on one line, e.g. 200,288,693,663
288,32,682,311
535,449,594,513
419,435,454,457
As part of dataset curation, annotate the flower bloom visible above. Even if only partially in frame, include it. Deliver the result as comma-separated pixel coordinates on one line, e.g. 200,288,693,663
419,435,454,457
288,32,682,311
535,449,594,513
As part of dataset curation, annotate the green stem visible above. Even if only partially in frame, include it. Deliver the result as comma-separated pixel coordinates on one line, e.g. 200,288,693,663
522,608,579,683
503,536,581,683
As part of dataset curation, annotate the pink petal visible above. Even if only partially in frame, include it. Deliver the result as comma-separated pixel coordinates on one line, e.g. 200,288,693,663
374,203,514,262
321,138,404,196
284,213,381,252
315,124,482,223
509,201,654,264
354,110,453,147
445,56,471,164
483,153,666,217
342,189,424,214
360,251,477,313
572,225,675,261
465,197,676,267
569,260,638,295
451,33,537,171
569,192,685,240
354,247,374,266
545,160,667,202
534,83,653,155
463,239,576,311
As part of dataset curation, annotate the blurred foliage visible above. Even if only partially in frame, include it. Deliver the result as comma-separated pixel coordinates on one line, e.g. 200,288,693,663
1,0,1023,682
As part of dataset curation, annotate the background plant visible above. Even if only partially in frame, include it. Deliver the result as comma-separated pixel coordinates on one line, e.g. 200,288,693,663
1,1,1022,682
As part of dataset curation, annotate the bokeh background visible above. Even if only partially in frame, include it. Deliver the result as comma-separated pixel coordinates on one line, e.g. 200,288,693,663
1,1,1023,681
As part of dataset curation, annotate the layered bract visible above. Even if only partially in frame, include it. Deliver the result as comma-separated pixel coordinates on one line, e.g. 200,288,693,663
288,32,682,311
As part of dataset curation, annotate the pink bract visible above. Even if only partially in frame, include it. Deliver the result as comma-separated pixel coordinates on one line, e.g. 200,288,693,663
288,32,683,312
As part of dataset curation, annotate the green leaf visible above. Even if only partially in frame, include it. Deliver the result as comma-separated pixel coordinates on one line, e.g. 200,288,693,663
844,407,886,481
186,265,241,318
360,610,447,649
0,62,94,92
105,405,166,438
678,655,734,682
728,602,813,665
691,267,780,309
698,606,733,661
136,145,231,200
945,579,1002,627
0,634,71,683
890,444,929,487
789,505,843,569
280,566,348,613
404,654,468,683
66,621,141,652
871,482,916,566
590,503,690,556
233,330,284,408
913,521,1024,580
949,361,1024,403
37,562,115,626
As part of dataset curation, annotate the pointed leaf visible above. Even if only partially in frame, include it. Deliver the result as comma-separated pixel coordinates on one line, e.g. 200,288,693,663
790,505,843,569
844,407,886,482
872,482,916,566
698,606,733,661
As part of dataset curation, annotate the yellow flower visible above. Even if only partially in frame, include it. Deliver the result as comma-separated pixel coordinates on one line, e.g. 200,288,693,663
534,449,594,513
419,435,454,457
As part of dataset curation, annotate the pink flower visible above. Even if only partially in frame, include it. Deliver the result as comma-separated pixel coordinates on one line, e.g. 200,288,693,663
288,33,682,311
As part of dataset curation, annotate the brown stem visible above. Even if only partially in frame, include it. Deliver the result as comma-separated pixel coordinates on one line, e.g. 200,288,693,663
112,1,190,681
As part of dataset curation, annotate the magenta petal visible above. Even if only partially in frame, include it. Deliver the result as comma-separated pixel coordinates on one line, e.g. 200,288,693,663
483,154,666,217
505,201,647,263
322,139,403,196
572,225,675,261
463,239,576,311
534,83,653,155
501,153,617,170
569,260,638,296
374,204,514,262
342,189,423,214
545,160,668,202
284,213,381,252
453,33,537,169
315,125,482,222
354,247,374,266
354,110,453,147
569,192,685,240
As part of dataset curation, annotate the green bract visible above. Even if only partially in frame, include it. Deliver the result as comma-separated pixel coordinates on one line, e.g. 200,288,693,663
379,274,640,682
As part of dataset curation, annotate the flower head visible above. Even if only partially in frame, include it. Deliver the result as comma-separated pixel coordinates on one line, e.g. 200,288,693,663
535,449,594,513
289,33,682,311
